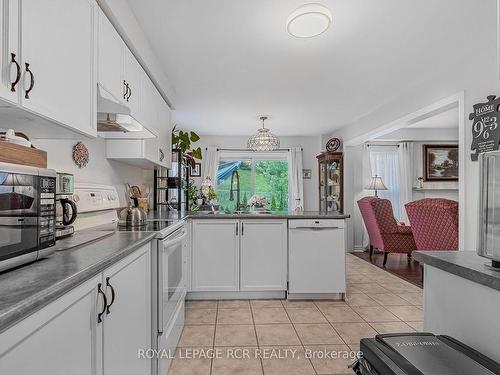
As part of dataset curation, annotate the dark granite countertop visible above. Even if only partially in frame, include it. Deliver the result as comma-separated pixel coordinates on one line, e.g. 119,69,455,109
148,208,350,220
414,251,500,292
0,231,157,334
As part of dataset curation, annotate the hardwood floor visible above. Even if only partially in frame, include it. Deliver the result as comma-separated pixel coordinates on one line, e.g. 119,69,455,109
352,251,423,288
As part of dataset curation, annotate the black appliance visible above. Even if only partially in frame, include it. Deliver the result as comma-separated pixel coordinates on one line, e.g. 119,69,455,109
353,333,500,375
0,162,56,272
55,172,77,239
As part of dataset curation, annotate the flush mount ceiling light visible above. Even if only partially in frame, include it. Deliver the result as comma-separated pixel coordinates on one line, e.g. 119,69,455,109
247,116,280,151
286,3,332,38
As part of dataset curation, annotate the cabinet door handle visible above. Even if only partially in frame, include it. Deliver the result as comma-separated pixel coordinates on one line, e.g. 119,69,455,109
97,283,107,323
24,63,34,99
235,222,238,236
126,83,132,101
10,53,21,92
241,222,244,236
123,80,128,99
105,277,116,315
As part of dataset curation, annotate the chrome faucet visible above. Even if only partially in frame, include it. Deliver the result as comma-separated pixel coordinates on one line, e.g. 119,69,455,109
229,170,242,211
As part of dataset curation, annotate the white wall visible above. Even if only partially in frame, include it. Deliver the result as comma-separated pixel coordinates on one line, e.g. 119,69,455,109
189,135,322,211
33,138,151,207
344,145,366,251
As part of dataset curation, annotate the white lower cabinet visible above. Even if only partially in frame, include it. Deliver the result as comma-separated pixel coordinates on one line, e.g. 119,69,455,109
102,244,151,375
0,243,152,375
190,219,288,293
191,220,239,291
240,220,287,291
0,274,102,375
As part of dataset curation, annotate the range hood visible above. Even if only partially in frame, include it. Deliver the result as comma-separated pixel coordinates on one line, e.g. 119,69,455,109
97,85,157,139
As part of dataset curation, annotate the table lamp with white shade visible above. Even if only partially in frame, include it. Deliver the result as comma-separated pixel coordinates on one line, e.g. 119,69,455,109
366,175,388,197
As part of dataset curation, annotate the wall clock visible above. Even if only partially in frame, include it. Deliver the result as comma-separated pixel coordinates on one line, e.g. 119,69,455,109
326,137,341,152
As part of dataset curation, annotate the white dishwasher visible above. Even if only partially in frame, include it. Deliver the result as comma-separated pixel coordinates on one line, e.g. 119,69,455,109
288,219,346,300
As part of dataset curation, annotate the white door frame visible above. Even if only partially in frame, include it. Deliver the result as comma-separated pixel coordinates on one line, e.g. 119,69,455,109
344,91,465,250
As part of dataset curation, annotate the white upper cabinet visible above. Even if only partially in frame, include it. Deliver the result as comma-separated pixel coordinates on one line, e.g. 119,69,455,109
107,67,172,169
20,0,96,137
0,1,172,141
0,0,20,105
158,99,172,168
97,8,124,102
123,48,142,119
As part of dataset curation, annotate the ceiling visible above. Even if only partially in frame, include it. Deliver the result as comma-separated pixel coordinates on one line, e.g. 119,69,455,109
127,0,493,136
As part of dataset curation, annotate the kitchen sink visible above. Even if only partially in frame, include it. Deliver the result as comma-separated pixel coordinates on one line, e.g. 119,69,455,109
199,210,273,215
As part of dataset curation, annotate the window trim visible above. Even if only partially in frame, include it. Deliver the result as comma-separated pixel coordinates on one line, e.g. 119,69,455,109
218,150,289,161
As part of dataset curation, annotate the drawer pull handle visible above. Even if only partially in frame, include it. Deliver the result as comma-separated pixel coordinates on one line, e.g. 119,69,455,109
105,277,116,315
97,283,108,323
10,53,21,92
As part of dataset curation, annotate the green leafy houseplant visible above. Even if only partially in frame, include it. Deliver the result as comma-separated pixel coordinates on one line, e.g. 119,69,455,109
187,180,201,211
171,125,202,167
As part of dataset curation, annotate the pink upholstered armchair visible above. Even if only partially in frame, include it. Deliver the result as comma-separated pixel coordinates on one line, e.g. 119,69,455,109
405,198,458,251
357,196,417,265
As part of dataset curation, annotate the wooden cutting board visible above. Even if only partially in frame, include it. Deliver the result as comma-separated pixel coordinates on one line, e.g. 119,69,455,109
0,141,47,168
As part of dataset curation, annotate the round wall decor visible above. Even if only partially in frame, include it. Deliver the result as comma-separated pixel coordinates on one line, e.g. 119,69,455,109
326,137,341,152
73,142,89,168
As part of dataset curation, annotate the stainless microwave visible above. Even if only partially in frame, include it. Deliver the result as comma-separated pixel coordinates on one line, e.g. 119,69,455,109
0,162,56,273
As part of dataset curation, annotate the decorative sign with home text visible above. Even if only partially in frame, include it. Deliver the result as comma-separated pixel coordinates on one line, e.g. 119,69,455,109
470,95,500,161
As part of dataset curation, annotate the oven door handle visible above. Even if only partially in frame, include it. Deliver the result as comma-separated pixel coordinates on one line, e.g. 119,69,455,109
158,228,187,334
163,229,187,253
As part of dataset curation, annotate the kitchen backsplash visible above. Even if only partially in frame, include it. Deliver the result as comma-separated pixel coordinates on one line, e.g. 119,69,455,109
33,137,152,207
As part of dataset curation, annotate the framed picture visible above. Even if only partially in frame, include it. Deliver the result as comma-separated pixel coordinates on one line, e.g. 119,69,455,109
190,162,201,177
423,144,459,181
302,169,312,179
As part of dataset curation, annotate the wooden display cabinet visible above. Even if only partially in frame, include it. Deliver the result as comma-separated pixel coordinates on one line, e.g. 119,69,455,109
317,151,344,213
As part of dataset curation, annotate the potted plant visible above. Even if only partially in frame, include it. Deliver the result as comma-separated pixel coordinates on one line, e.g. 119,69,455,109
171,125,202,167
248,195,269,212
187,182,201,211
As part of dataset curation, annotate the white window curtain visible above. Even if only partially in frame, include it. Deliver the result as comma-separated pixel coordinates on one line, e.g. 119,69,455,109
369,146,401,220
398,142,414,223
361,143,372,248
288,147,304,211
202,146,220,186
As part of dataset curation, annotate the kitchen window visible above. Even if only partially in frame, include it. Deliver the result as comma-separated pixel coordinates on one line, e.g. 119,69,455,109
216,152,289,211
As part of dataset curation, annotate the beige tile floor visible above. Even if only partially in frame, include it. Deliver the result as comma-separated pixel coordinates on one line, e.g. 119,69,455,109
169,254,423,375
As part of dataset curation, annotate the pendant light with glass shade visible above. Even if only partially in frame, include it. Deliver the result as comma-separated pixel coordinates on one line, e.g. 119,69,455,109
247,116,280,151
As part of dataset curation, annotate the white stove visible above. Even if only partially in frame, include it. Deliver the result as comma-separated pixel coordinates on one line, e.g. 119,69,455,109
72,183,121,231
72,183,184,239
